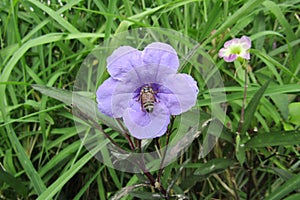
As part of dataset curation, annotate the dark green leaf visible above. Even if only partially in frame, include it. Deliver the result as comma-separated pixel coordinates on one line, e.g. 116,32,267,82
236,134,246,165
241,79,271,135
264,172,300,200
284,193,300,200
193,158,235,176
272,167,294,181
246,130,300,148
0,167,28,196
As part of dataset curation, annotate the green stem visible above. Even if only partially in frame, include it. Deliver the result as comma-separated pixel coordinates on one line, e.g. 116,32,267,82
238,64,248,134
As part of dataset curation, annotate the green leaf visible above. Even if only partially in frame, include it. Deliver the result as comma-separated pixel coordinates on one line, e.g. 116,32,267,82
272,167,294,181
0,167,28,196
193,158,235,176
262,1,296,42
31,84,122,133
284,193,300,200
264,172,300,200
288,102,300,125
245,130,300,148
252,49,300,82
235,134,246,165
73,166,105,200
197,84,300,107
4,127,47,195
26,0,93,48
270,94,289,120
241,79,271,135
202,0,266,46
111,183,170,200
36,139,109,200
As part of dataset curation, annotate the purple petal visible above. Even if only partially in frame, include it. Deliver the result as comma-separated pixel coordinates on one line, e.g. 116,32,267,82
159,74,198,115
240,36,251,49
223,54,238,62
224,38,238,48
107,46,143,80
123,101,170,139
96,78,119,117
218,48,227,58
96,77,135,118
142,42,179,71
112,63,177,94
97,64,177,118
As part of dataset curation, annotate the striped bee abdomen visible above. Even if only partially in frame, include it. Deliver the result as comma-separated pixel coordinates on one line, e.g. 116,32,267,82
138,85,157,113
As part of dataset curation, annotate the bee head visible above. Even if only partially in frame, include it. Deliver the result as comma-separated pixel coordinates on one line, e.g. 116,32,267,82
142,85,152,92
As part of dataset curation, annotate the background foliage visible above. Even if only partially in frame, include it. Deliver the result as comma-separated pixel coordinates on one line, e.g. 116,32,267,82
0,0,299,199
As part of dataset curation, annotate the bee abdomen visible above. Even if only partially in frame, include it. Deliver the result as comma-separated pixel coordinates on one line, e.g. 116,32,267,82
143,102,155,113
139,85,157,113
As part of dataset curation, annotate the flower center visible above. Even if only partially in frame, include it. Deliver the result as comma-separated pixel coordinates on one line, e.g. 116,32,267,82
138,84,158,113
231,45,242,55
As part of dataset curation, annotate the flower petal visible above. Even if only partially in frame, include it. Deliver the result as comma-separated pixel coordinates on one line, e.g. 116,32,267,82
96,77,136,118
218,48,228,58
97,63,177,118
96,78,119,117
142,42,179,71
240,36,251,49
223,54,238,62
107,46,143,80
123,101,170,139
240,51,250,60
224,38,238,48
112,63,177,94
159,74,198,115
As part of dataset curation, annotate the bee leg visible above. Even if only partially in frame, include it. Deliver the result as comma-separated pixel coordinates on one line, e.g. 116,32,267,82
137,91,142,102
154,92,160,103
141,106,145,112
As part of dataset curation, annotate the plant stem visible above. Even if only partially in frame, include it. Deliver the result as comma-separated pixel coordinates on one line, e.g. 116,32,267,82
136,153,168,198
238,66,248,133
72,105,168,197
71,104,126,154
115,118,136,150
157,116,176,199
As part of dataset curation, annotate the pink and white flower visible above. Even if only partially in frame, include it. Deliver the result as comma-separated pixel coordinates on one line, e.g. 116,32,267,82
218,36,251,62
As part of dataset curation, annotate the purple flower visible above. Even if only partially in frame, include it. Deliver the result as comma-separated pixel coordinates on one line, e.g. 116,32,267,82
218,36,251,62
96,42,198,139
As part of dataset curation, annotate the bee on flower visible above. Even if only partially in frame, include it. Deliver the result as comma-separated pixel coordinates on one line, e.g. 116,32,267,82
96,42,198,139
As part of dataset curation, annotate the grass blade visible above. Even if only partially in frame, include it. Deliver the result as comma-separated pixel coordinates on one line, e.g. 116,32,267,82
262,1,296,42
26,0,93,48
0,167,28,196
246,130,300,148
241,79,271,135
193,158,235,176
202,0,266,46
36,139,109,200
4,126,47,195
264,173,300,200
31,84,122,133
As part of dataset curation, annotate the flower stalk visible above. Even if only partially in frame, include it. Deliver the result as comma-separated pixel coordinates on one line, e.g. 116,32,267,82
238,61,249,133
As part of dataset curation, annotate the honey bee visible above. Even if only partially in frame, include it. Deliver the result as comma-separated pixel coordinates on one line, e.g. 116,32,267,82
138,85,157,113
